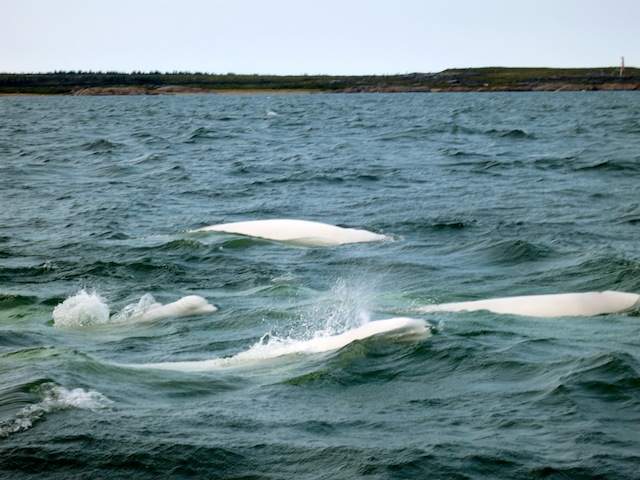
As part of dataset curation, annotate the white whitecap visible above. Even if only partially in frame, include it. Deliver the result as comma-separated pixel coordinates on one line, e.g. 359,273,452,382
0,383,112,438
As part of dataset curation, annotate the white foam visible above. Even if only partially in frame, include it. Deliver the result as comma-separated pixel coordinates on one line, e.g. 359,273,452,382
192,219,389,247
417,291,640,318
0,383,112,438
52,289,110,327
53,290,216,327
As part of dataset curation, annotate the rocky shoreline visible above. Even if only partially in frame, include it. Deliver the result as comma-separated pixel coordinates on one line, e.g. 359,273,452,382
339,82,639,93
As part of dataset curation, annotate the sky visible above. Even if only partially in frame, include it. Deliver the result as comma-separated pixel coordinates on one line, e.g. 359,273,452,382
1,0,638,75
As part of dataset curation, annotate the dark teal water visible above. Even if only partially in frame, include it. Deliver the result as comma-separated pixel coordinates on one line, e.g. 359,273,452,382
1,92,639,479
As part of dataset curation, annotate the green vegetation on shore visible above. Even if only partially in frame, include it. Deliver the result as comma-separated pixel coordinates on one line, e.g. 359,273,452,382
1,67,639,95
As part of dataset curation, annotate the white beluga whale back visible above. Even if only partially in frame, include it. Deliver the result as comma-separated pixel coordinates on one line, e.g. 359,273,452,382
416,291,640,318
126,317,431,372
52,291,217,327
303,317,430,353
126,295,217,323
191,219,389,247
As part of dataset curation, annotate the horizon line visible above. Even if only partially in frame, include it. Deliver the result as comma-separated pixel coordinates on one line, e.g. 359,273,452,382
1,66,637,76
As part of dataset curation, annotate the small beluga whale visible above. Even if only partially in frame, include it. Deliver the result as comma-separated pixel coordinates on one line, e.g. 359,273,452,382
191,219,389,247
52,291,217,328
124,295,218,323
416,291,640,318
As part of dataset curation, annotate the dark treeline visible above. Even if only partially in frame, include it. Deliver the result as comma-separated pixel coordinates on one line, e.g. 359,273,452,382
1,67,639,94
0,72,371,94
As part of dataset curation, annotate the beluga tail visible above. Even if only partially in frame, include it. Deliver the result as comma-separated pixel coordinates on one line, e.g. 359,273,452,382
191,219,389,247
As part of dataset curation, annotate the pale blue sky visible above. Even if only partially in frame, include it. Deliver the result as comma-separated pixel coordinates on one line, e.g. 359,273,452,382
1,0,637,74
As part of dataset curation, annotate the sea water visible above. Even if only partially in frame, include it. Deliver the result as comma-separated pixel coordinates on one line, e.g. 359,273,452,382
1,92,639,478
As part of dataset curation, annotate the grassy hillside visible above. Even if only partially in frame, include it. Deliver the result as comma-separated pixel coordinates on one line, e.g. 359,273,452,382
1,67,638,94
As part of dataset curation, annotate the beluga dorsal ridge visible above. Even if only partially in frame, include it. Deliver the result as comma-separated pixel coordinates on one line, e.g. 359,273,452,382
192,219,389,247
416,291,640,318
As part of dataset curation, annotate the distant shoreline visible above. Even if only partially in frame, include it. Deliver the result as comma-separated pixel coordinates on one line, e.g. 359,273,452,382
0,88,318,97
1,67,639,95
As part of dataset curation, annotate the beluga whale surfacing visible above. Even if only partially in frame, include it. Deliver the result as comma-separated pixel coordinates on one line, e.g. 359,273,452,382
191,219,389,247
124,316,432,372
416,291,640,318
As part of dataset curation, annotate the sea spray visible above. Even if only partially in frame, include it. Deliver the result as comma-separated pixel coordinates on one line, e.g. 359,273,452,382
52,289,110,327
0,383,112,438
110,293,162,323
290,277,378,340
224,276,381,360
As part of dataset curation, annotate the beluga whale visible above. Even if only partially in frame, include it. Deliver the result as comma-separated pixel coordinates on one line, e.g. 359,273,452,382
52,290,217,328
125,295,218,323
191,219,389,247
416,291,640,318
124,316,431,372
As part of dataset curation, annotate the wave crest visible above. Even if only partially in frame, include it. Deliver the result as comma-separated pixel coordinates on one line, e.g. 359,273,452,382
0,382,112,438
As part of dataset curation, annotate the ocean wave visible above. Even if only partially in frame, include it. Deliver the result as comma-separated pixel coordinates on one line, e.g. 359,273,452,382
0,346,92,362
431,221,468,230
473,238,555,265
484,128,535,139
555,255,640,292
83,259,183,283
500,128,535,139
534,352,640,422
0,381,112,438
179,126,238,143
0,293,38,308
574,158,640,174
560,352,640,398
0,262,68,284
438,148,493,158
446,158,504,173
80,138,123,152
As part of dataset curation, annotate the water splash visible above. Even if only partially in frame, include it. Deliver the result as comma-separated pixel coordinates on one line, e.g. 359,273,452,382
0,383,112,438
110,293,161,323
52,289,110,327
293,277,375,339
52,290,216,327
